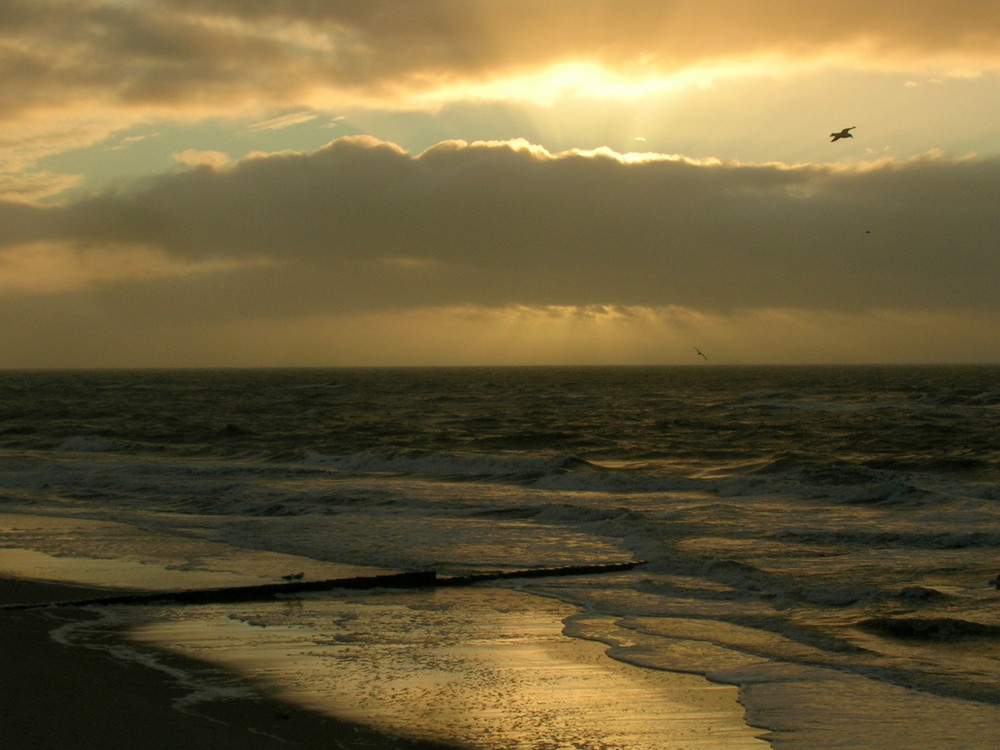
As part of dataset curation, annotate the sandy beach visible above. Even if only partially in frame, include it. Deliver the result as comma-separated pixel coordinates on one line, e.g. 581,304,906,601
0,511,767,749
0,578,460,750
0,572,769,750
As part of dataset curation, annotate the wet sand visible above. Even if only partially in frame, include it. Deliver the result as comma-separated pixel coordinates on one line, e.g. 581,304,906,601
0,578,459,750
1,575,769,749
0,512,766,749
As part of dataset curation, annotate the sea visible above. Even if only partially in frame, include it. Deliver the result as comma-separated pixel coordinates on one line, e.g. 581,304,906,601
2,365,1000,748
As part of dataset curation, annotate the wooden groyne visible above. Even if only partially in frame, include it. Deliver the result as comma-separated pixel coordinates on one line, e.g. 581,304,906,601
436,560,645,587
4,560,645,610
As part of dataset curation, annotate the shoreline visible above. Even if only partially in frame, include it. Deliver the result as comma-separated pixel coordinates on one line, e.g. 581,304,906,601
2,574,770,749
0,510,768,748
0,577,461,750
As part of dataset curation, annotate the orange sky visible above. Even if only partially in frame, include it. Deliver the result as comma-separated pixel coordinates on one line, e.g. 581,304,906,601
1,0,999,366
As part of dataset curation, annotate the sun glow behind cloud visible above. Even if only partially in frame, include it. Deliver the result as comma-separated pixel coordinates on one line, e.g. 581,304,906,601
410,61,699,107
2,0,999,366
39,304,996,369
398,54,832,114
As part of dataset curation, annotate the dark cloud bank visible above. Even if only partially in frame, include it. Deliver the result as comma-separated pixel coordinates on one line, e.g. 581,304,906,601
3,137,997,326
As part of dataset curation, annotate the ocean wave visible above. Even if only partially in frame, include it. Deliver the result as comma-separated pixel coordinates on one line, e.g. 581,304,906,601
302,449,606,481
300,448,709,495
897,586,952,603
775,528,1000,550
915,390,1000,407
637,556,875,608
55,435,148,454
855,617,1000,641
716,462,953,508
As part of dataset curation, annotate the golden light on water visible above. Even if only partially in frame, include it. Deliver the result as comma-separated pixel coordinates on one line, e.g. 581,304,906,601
130,589,768,749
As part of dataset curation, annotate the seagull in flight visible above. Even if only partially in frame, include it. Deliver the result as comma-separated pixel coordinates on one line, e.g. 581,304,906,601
280,572,305,582
830,127,855,142
693,347,708,361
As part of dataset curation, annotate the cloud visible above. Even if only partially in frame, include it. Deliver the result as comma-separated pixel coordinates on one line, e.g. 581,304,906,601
246,112,320,132
2,3,995,365
105,132,162,151
0,171,83,203
3,0,998,124
1,137,997,327
0,240,261,294
171,149,232,168
158,1,1000,78
3,0,998,199
2,299,998,368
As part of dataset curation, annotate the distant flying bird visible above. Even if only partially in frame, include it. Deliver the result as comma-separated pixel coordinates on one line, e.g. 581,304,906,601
830,127,855,142
280,572,305,582
693,347,708,361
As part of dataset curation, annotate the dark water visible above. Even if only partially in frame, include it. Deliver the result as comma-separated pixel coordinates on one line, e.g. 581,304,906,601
3,364,997,473
2,365,1000,747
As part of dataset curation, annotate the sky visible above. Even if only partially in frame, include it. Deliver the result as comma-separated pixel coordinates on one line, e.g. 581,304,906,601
1,0,999,367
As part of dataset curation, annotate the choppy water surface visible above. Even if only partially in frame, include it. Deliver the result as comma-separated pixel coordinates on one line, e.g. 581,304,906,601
2,366,1000,748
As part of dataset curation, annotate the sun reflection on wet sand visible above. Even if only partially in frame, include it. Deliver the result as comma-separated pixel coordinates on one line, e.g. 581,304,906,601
129,588,768,749
0,512,392,591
